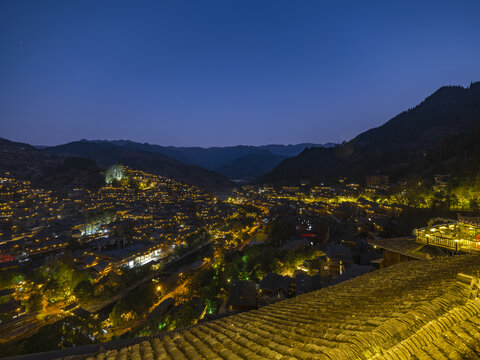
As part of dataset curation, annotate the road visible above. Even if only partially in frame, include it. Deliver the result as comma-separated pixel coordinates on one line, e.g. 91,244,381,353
107,275,192,339
85,240,213,313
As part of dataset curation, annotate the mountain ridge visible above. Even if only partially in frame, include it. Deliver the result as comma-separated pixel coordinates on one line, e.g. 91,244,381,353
0,137,104,190
264,81,480,183
42,141,232,192
216,149,286,181
45,140,336,180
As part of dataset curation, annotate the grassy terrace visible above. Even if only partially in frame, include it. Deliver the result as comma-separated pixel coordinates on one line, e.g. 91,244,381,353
38,254,480,360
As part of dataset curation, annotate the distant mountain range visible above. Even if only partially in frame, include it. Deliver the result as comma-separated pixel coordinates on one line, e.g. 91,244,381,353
264,81,480,184
1,136,334,192
99,141,335,170
42,141,233,192
216,150,286,181
45,140,334,182
5,81,480,189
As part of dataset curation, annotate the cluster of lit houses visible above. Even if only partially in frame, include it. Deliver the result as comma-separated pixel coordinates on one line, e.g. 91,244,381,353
4,167,476,280
0,175,63,266
231,181,480,271
5,166,480,346
231,181,400,237
0,168,238,281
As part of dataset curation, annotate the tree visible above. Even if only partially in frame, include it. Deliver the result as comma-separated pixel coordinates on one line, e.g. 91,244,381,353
25,293,43,313
165,303,196,330
39,259,90,303
109,283,157,327
266,218,295,246
105,164,124,184
0,270,23,289
469,197,479,211
74,280,94,303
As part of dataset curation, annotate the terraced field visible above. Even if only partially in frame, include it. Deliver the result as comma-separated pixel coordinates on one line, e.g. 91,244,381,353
67,255,480,360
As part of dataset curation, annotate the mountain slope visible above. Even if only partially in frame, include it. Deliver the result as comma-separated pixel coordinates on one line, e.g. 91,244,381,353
106,140,197,165
0,138,103,190
264,82,480,183
216,150,286,181
402,120,480,181
43,141,231,191
84,141,333,181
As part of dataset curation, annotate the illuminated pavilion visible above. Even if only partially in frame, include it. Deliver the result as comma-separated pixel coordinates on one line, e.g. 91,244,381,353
416,215,480,253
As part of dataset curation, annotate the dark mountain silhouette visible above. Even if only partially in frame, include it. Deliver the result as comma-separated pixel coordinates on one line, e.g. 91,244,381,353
105,140,196,165
43,141,232,191
0,138,103,190
85,141,334,180
110,141,332,170
402,121,480,181
216,150,286,181
264,82,480,183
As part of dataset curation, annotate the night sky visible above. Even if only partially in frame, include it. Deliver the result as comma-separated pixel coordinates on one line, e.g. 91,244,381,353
1,1,480,147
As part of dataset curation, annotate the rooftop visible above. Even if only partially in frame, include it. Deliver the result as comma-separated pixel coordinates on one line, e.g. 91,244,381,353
368,236,449,260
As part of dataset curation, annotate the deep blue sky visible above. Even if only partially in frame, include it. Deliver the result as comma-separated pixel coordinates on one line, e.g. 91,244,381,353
1,1,480,147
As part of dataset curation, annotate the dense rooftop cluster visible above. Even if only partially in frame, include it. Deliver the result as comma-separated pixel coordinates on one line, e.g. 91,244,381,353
0,175,62,261
0,167,239,278
231,183,399,236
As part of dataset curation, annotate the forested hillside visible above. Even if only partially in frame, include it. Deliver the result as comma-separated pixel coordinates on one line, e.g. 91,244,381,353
265,82,480,183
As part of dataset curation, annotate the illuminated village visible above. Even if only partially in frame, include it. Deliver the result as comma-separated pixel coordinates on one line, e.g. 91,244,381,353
2,161,480,358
